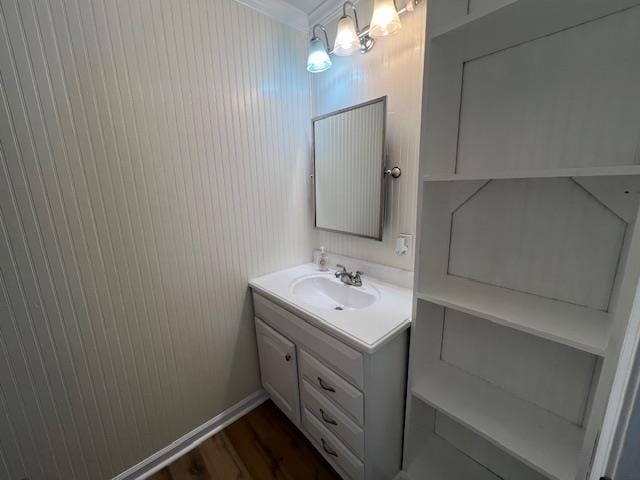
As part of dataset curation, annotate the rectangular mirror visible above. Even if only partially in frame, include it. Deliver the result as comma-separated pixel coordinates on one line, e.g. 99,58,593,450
313,97,387,241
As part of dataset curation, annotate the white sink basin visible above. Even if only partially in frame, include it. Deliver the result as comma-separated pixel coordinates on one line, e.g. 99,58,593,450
250,263,411,352
290,274,380,311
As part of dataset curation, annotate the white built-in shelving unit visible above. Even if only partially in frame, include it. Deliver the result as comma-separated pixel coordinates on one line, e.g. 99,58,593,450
422,165,640,182
403,1,640,479
416,277,609,355
412,364,585,480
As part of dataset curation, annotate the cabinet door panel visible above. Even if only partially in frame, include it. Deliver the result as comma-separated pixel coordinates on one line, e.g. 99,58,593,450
253,293,364,388
255,317,300,425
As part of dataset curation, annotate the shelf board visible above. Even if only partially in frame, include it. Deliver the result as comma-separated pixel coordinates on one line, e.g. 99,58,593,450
429,0,518,40
429,0,639,59
416,276,609,356
412,363,585,480
423,165,640,182
406,431,500,480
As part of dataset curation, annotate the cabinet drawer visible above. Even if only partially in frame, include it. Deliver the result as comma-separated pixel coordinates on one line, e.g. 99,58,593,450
303,408,364,480
300,350,364,425
255,318,300,426
301,378,364,459
253,293,364,389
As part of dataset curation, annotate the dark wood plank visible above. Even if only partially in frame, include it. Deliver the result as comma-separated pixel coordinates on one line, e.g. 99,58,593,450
147,400,340,480
168,448,212,480
199,432,253,479
225,401,340,480
148,468,172,480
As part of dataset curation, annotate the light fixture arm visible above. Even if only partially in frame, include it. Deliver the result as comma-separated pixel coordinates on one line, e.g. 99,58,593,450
311,24,331,52
307,0,423,72
398,0,424,14
342,1,361,33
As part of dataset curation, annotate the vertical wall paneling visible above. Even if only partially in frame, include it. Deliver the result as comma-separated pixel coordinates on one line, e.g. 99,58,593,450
448,178,627,311
311,0,427,270
456,6,640,174
0,0,313,478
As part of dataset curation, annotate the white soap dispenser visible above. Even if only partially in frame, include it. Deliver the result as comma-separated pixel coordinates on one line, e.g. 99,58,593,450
318,246,329,271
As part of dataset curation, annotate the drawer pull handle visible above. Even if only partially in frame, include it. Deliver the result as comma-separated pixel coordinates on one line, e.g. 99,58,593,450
318,377,336,392
321,438,338,457
320,408,338,426
285,353,291,362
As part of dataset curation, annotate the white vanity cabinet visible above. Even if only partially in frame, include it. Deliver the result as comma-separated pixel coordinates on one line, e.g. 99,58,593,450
251,291,409,480
255,318,301,426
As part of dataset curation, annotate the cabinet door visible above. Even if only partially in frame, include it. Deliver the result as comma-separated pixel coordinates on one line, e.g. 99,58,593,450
255,317,300,426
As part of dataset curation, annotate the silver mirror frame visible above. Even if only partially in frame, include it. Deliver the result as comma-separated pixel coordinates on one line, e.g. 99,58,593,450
311,96,387,241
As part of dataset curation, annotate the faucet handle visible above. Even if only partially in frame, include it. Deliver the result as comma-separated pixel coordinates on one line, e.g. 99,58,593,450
336,264,347,273
355,270,363,276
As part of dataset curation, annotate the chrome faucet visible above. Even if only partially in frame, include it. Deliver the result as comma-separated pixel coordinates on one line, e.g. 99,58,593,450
335,264,363,287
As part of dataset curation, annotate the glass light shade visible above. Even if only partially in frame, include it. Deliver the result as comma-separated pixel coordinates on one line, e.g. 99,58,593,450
307,37,332,73
333,16,360,56
369,0,402,37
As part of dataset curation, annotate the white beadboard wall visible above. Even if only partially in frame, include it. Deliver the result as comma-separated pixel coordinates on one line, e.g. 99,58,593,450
0,0,312,479
311,0,426,270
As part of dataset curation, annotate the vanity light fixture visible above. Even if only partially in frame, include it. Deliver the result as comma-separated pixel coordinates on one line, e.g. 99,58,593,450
370,0,402,37
307,24,333,73
307,0,422,73
333,1,375,56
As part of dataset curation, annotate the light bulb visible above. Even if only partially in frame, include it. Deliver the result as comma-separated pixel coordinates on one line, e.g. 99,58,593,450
333,15,360,56
369,0,402,38
307,37,332,73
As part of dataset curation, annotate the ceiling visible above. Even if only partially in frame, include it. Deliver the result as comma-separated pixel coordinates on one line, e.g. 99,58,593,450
281,0,327,14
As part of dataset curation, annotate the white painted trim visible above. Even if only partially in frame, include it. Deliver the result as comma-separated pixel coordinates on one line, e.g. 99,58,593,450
309,0,362,27
111,389,269,480
611,367,640,477
590,280,640,479
234,0,310,32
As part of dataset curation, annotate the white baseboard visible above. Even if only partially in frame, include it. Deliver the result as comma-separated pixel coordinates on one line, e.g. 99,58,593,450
112,389,269,480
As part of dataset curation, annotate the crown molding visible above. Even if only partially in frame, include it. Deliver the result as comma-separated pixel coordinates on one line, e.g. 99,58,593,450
234,0,310,32
309,0,362,26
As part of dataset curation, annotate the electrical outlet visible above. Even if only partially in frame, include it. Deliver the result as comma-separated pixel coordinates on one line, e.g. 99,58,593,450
395,234,413,256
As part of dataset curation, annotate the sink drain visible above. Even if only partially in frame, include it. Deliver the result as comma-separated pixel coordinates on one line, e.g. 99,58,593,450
334,306,344,311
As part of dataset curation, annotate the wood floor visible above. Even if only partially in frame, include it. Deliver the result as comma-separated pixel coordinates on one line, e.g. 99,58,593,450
149,400,341,480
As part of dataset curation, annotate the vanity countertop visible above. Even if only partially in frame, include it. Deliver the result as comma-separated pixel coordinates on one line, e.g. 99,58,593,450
249,263,412,354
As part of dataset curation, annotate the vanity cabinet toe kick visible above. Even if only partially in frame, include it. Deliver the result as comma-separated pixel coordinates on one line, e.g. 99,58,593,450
252,291,409,480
